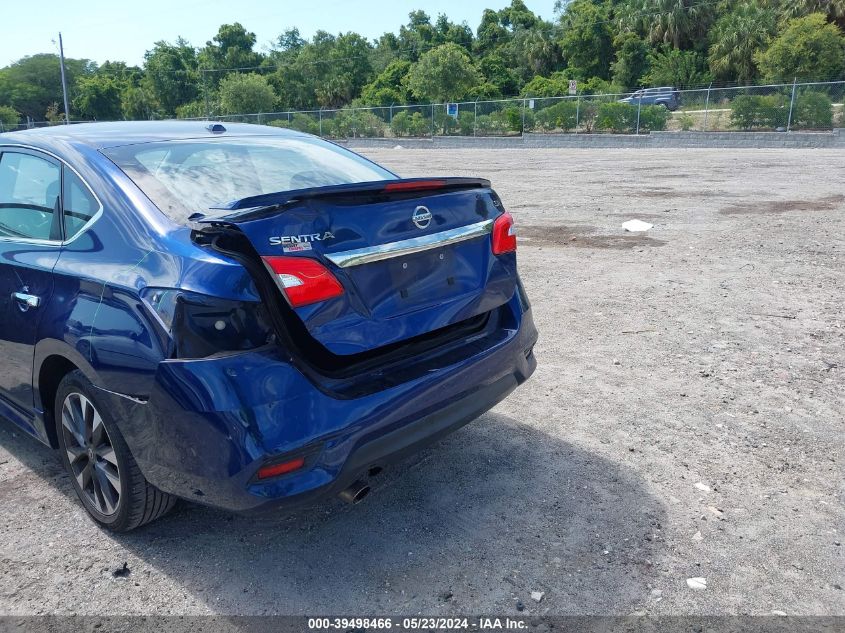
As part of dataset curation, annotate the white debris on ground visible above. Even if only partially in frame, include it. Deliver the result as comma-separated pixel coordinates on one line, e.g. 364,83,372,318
622,219,654,232
694,482,711,493
530,591,545,602
686,578,707,591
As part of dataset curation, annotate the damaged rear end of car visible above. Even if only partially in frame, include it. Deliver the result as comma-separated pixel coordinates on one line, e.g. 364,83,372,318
101,131,537,512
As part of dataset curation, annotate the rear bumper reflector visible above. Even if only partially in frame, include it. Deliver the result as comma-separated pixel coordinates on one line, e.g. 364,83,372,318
324,219,494,269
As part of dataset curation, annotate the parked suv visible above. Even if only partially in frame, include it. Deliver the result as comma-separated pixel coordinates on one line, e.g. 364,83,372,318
0,122,537,531
619,87,681,111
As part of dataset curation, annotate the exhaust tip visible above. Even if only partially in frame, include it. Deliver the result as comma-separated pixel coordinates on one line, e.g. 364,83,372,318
339,480,371,505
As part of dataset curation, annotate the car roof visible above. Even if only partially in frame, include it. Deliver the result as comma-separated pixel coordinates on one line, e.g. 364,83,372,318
0,120,308,150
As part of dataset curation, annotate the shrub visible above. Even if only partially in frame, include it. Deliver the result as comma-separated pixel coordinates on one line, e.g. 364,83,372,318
496,105,535,133
593,102,668,133
457,110,475,135
678,112,695,131
793,91,833,129
219,73,277,116
0,105,20,129
433,109,460,135
390,110,411,136
730,94,789,130
175,101,207,119
329,110,387,138
730,95,760,129
409,112,431,137
596,102,638,133
578,101,599,132
474,114,509,136
268,113,319,135
638,105,670,131
391,111,430,137
356,111,388,137
758,94,789,128
534,100,579,132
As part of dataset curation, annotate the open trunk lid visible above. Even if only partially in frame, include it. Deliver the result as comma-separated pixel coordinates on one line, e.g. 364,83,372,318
196,178,517,355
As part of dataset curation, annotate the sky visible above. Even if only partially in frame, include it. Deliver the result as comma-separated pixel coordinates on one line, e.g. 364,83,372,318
1,0,557,67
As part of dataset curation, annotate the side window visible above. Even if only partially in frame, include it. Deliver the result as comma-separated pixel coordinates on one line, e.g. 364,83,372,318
63,169,98,240
0,151,61,240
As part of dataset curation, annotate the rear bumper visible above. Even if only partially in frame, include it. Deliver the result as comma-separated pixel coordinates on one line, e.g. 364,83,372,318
258,367,528,513
115,294,537,513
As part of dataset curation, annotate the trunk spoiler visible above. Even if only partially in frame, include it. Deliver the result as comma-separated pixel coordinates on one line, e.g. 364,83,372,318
190,177,491,224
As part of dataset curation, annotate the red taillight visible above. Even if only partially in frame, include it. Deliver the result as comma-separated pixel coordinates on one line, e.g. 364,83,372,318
491,212,517,255
383,179,446,192
262,256,344,307
256,456,306,480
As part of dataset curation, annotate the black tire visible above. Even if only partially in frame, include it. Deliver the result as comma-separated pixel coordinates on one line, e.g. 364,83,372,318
55,370,176,531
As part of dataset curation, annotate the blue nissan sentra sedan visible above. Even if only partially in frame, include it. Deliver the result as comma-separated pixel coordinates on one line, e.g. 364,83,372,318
0,121,537,531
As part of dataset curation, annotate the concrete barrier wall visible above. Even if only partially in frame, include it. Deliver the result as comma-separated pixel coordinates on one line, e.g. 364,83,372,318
341,129,845,150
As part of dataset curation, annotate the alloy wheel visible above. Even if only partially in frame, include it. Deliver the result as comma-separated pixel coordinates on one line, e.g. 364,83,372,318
61,392,121,516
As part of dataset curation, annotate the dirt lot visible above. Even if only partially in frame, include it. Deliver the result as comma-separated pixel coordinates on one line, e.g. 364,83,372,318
0,148,842,616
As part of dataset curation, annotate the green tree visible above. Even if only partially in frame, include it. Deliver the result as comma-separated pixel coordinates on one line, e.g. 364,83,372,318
520,72,572,97
45,103,65,124
121,84,159,120
315,32,374,107
397,11,437,62
271,31,373,109
507,22,562,83
73,74,125,120
360,60,412,105
611,33,651,89
199,22,264,95
271,28,306,58
433,14,474,50
0,105,20,128
200,23,263,71
708,3,777,83
781,0,845,29
143,39,199,115
755,14,845,81
476,8,511,55
643,47,711,87
618,0,713,49
479,53,519,96
219,73,277,114
0,53,93,120
469,81,504,98
559,0,614,80
407,43,481,102
500,0,539,30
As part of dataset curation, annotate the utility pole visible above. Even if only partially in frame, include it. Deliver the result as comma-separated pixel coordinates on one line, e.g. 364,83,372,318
58,32,71,125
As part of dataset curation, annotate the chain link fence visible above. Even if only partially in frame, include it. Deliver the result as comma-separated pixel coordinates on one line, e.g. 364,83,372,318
4,81,844,137
185,81,843,139
0,119,94,133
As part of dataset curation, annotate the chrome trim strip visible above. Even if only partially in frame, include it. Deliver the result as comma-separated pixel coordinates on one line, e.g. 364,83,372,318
324,219,494,268
92,384,149,405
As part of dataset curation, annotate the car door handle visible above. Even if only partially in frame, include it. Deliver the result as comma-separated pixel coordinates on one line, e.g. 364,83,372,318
12,292,41,310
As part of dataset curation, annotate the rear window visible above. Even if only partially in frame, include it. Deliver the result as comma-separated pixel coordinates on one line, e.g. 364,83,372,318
102,135,396,224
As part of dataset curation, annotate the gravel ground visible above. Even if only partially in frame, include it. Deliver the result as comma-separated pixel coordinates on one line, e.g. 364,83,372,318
0,148,842,616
